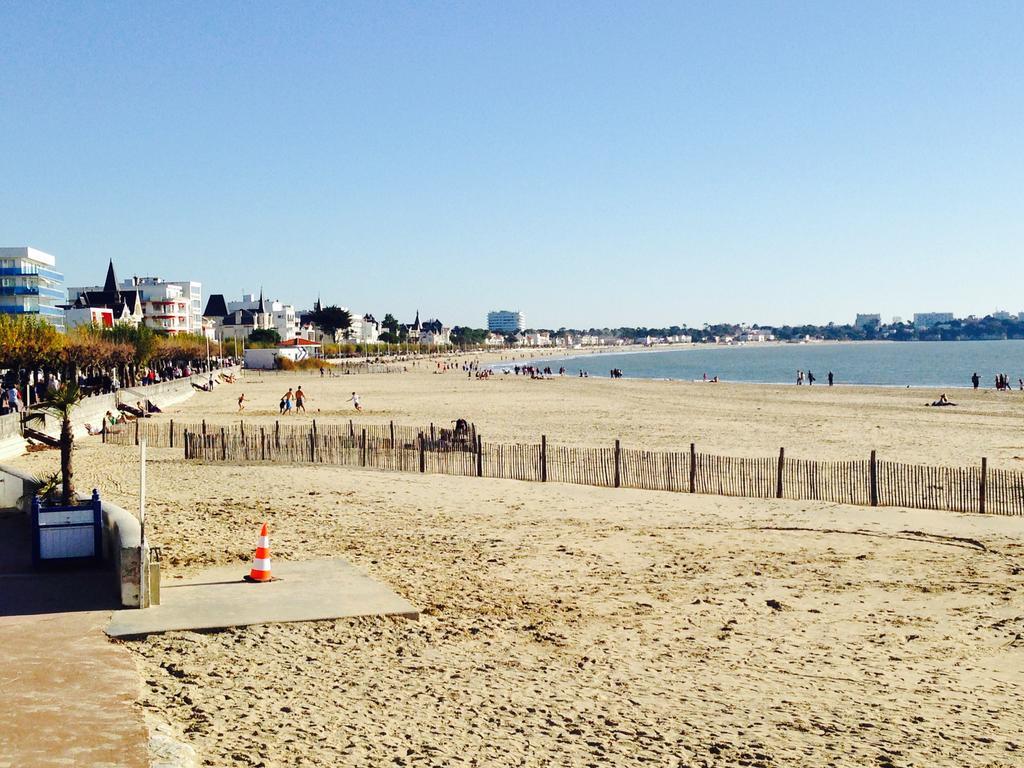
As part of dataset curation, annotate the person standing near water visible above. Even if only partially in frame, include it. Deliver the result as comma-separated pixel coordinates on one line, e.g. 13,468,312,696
827,371,834,387
971,372,980,389
796,370,804,385
807,371,816,386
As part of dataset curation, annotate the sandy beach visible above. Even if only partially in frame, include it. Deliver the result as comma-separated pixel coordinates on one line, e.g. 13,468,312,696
9,364,1024,767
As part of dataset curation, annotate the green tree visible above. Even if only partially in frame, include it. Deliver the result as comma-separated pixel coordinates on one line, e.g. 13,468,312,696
310,306,352,339
248,328,282,346
25,382,83,504
381,313,399,336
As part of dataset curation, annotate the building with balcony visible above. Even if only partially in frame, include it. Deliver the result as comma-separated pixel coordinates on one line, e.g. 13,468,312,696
118,276,199,334
0,246,66,330
487,309,525,333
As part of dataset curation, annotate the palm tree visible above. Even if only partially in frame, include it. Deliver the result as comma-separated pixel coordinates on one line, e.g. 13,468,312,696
25,382,83,505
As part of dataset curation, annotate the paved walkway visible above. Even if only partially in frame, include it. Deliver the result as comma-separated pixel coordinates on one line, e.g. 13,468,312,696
0,510,148,768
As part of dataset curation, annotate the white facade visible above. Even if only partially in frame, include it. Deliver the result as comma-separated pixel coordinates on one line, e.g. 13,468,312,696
64,306,114,330
228,294,297,340
421,328,451,346
519,331,551,347
913,312,955,328
346,313,380,344
123,278,190,334
169,280,203,332
487,309,525,333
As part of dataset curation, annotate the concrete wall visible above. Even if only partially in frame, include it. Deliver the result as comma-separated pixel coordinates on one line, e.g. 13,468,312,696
0,412,25,461
0,463,150,607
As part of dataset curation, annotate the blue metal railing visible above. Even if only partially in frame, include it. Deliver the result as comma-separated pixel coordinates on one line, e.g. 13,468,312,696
0,266,65,281
0,286,65,299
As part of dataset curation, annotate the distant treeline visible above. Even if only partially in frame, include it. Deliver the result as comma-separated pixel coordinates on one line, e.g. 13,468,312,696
509,316,1024,344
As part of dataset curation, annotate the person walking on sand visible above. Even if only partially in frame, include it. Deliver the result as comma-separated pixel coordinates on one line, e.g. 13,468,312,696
238,393,246,412
807,370,815,386
347,392,362,412
295,386,306,413
280,388,294,414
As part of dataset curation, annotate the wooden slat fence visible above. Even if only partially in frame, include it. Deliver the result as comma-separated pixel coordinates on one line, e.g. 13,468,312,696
98,417,1024,517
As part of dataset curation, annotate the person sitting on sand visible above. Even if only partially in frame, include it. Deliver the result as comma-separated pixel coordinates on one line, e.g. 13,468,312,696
929,393,957,407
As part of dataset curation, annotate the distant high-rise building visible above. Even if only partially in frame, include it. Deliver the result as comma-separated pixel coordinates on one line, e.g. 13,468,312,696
487,309,525,333
854,313,881,329
990,310,1013,320
0,246,65,331
913,312,955,329
891,316,903,325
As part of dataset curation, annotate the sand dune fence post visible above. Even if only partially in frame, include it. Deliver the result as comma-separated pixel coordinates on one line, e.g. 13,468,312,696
361,428,367,467
476,434,483,477
349,419,354,438
541,435,547,482
275,420,280,450
102,421,106,444
869,450,878,506
689,443,697,494
309,426,316,463
169,419,174,449
183,430,188,458
135,419,140,446
980,457,987,514
389,420,395,449
776,447,785,499
260,427,266,461
614,439,621,488
419,432,426,473
220,428,226,461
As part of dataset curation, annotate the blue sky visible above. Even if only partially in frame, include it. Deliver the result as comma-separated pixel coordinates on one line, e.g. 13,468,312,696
2,2,1021,328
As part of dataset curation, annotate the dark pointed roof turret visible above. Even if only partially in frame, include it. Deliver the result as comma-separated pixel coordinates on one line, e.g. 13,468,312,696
103,259,119,294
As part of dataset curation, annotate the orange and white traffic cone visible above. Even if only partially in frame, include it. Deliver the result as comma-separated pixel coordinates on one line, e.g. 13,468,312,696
245,523,273,582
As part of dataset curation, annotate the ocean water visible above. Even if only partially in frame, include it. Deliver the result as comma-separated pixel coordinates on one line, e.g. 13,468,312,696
508,340,1024,388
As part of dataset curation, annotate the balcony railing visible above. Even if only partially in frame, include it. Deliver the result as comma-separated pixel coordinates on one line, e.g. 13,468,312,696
0,266,65,282
0,285,65,299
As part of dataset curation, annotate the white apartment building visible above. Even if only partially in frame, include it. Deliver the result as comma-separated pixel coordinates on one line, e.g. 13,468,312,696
487,309,525,333
123,277,199,334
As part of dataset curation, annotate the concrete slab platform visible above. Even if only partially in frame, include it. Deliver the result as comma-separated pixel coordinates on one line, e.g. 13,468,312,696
107,558,419,638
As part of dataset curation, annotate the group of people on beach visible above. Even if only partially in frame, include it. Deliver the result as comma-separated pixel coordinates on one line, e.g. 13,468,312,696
796,370,835,386
970,371,1022,390
236,387,364,414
